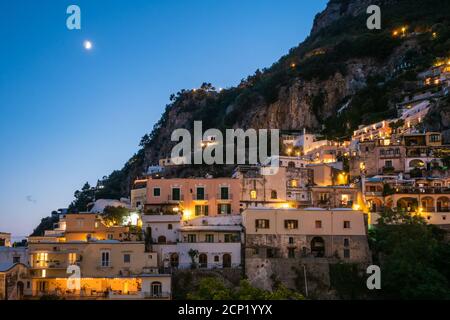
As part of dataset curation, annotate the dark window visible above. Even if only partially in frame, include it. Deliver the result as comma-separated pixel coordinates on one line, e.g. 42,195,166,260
267,248,275,258
288,248,295,258
288,237,294,244
284,220,298,230
172,188,181,201
168,223,173,230
220,187,229,199
187,234,196,243
255,219,270,229
153,188,161,197
123,254,131,263
343,249,350,259
315,220,322,228
196,187,205,200
430,134,441,143
271,190,277,199
344,238,350,247
214,255,219,262
224,234,237,243
205,234,214,243
343,221,351,229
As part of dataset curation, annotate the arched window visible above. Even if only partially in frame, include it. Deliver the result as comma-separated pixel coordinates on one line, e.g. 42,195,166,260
311,237,325,257
170,253,179,268
157,236,166,244
199,253,208,268
151,281,162,297
250,190,257,199
288,161,296,168
409,159,425,168
271,190,277,199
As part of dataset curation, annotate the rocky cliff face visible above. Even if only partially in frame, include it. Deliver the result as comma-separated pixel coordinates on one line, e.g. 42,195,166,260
311,0,374,35
72,0,450,201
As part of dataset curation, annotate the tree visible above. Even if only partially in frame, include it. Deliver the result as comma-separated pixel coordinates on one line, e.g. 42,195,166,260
30,215,59,236
68,182,93,213
369,209,450,299
186,278,304,300
102,206,129,226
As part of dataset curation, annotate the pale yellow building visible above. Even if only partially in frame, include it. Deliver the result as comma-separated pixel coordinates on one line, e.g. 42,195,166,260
243,208,370,262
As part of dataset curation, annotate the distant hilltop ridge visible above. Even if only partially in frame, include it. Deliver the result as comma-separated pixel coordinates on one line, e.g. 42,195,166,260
66,0,450,207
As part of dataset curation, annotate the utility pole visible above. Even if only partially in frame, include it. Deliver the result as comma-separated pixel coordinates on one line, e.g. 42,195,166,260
303,264,308,297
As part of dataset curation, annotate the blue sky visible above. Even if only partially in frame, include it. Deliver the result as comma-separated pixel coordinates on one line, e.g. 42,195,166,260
0,0,327,239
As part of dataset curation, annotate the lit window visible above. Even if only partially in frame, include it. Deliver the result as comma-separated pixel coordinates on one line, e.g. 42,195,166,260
255,219,270,229
250,190,257,199
68,253,77,264
284,220,298,230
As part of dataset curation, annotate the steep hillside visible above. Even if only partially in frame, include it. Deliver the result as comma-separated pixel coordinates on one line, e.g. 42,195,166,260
68,0,450,210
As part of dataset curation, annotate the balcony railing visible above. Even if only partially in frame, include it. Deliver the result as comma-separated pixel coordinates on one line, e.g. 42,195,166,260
142,292,171,299
192,194,209,200
393,187,450,194
217,193,233,200
168,195,184,201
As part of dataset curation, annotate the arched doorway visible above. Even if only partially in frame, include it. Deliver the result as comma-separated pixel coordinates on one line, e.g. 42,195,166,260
421,197,435,212
397,197,418,212
16,281,24,299
170,253,179,268
222,254,231,268
157,236,166,244
199,253,208,268
288,161,296,168
150,281,162,297
437,196,450,212
311,237,325,257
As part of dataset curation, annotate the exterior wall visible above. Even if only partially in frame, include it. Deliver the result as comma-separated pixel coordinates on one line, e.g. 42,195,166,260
0,247,28,265
131,187,147,210
310,186,359,208
141,276,172,299
243,208,371,295
176,242,241,269
28,242,158,278
350,141,406,177
30,275,172,299
142,214,181,244
243,208,367,237
146,177,241,217
150,216,243,270
239,167,288,207
0,264,30,300
61,214,129,242
308,164,334,186
0,232,11,247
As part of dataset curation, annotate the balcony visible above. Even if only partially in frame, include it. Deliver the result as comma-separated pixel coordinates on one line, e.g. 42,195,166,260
192,194,209,200
393,187,450,194
167,195,184,202
216,193,233,201
142,291,171,299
